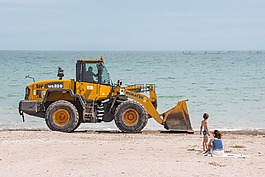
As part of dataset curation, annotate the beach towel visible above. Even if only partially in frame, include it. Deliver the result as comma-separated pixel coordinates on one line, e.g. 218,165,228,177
205,153,248,158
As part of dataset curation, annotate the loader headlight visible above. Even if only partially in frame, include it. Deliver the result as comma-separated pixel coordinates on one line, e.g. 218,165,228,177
41,90,46,98
35,90,46,98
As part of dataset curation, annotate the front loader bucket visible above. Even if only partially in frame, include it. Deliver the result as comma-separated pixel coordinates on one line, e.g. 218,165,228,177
162,100,193,133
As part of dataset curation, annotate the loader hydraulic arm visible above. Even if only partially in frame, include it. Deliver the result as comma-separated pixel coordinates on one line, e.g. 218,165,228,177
124,87,163,124
123,84,193,132
125,84,158,108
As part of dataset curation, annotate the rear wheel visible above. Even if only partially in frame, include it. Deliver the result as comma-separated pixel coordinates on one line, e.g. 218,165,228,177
114,100,148,132
45,100,80,132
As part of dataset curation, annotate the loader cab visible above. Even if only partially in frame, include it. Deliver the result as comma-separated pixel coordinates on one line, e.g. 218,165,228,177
76,58,111,85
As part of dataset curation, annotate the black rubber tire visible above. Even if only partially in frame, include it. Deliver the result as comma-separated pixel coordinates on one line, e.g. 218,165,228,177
45,100,80,132
114,100,148,133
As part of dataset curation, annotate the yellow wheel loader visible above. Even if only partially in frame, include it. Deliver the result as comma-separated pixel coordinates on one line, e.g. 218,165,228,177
18,56,193,133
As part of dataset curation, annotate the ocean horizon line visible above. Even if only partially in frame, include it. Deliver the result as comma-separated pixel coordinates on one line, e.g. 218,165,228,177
0,49,265,52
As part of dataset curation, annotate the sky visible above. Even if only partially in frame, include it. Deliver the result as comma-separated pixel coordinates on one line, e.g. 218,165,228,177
0,0,265,50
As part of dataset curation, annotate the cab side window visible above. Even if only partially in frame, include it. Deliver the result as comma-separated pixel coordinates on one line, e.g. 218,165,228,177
85,64,98,83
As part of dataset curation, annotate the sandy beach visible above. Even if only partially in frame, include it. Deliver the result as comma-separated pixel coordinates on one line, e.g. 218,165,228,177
0,130,264,177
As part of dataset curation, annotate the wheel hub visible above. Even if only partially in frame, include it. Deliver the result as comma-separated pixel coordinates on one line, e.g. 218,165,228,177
122,109,139,126
53,109,70,126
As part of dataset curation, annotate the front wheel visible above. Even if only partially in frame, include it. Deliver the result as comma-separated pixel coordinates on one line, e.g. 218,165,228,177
114,100,148,133
45,100,80,132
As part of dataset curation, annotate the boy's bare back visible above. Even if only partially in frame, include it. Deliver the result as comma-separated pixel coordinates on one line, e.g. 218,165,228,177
201,119,209,131
201,120,209,131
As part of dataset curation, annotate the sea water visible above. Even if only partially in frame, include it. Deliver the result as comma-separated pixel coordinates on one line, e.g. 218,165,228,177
0,50,264,131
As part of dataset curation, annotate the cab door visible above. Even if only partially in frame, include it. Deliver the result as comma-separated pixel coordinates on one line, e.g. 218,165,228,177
76,62,100,99
75,61,111,100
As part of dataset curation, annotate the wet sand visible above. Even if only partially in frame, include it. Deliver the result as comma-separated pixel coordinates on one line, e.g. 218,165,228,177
0,130,264,177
